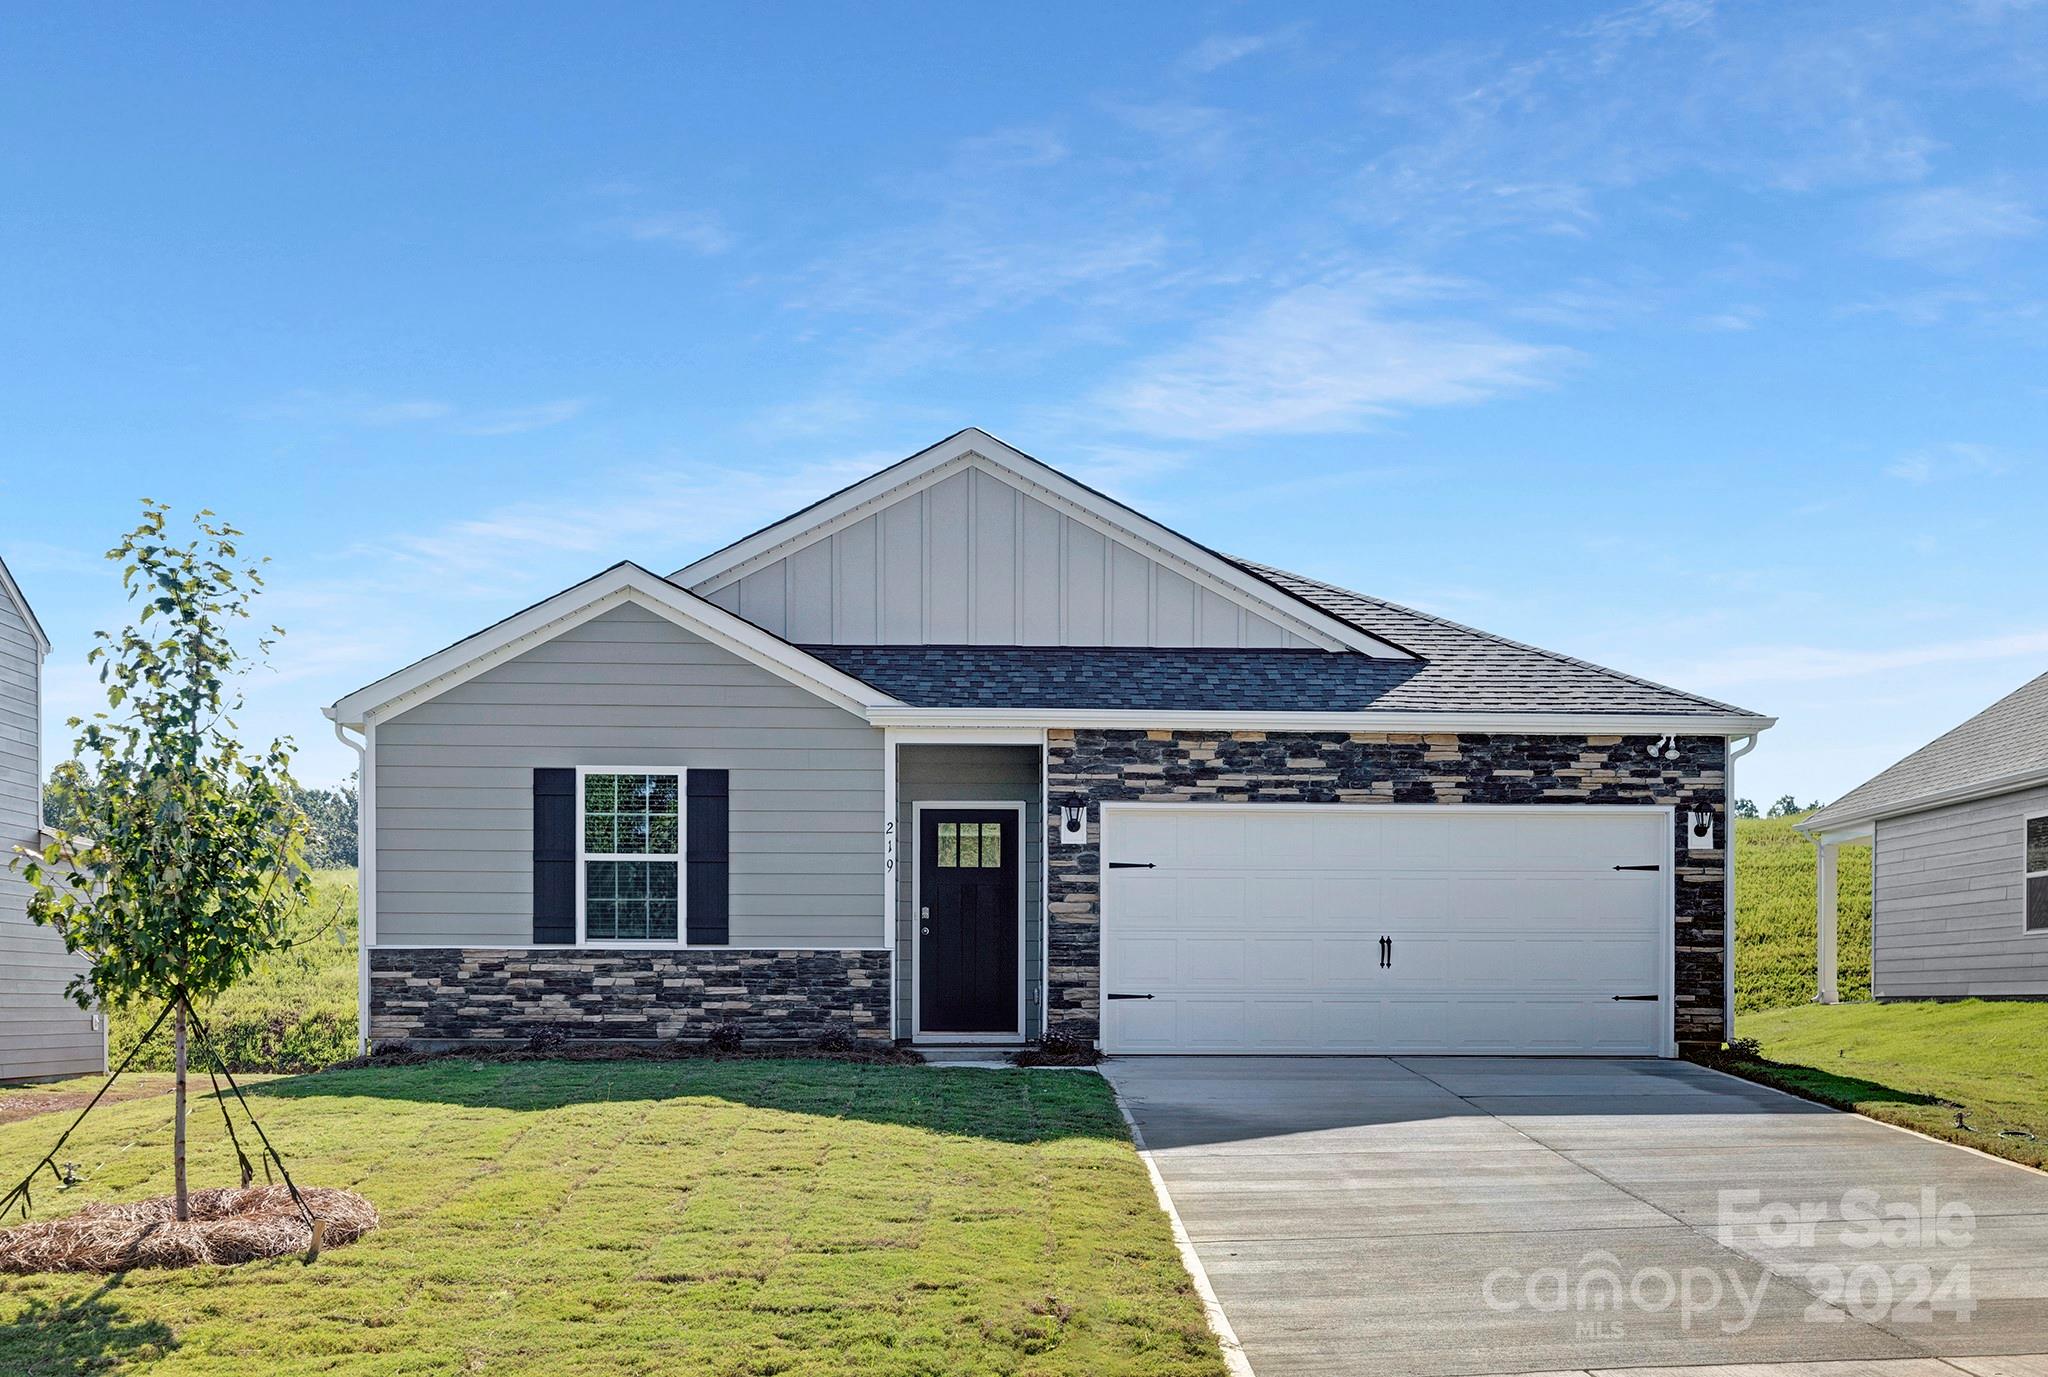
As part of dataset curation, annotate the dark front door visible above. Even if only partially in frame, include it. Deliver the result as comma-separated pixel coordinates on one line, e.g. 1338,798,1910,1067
919,808,1020,1034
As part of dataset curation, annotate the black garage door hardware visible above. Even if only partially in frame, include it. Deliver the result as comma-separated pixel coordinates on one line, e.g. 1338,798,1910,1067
1612,863,1662,871
1611,994,1659,1001
1107,861,1156,869
1106,993,1155,1000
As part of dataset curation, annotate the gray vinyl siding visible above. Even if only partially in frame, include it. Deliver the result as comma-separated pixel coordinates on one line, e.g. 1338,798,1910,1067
374,602,885,948
1871,783,2048,999
697,465,1316,649
0,583,104,1081
894,744,1042,1040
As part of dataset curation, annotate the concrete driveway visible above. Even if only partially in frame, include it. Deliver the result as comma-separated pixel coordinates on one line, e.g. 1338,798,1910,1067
1104,1057,2048,1377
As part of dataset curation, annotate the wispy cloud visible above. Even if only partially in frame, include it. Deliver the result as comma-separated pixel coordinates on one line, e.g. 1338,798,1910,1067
1092,271,1569,438
1176,26,1304,77
1866,183,2041,265
1677,627,2048,688
604,209,733,254
250,391,590,437
1883,441,2010,484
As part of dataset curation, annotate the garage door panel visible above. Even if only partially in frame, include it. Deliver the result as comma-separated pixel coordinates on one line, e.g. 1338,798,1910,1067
1102,806,1671,1056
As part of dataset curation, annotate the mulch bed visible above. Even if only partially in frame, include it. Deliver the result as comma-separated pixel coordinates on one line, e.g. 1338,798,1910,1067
329,1030,925,1071
0,1185,378,1273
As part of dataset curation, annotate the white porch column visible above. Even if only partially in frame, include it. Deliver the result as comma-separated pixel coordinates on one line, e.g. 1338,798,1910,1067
1815,839,1840,1005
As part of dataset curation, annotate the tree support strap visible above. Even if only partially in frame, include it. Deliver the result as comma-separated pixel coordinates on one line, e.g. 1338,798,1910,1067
180,997,317,1233
0,998,177,1221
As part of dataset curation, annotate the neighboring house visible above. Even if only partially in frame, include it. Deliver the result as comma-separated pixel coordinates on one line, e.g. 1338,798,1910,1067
0,553,105,1082
1799,671,2048,1003
327,429,1774,1057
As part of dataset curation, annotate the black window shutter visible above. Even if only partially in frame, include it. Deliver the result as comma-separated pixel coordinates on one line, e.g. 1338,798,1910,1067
532,768,576,944
686,769,730,945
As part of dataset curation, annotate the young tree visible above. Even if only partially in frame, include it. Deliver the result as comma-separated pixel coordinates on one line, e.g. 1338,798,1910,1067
16,503,310,1221
1766,794,1801,818
1732,798,1759,820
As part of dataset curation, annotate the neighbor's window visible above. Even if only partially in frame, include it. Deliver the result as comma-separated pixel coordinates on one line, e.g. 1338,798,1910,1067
582,772,681,941
2028,815,2048,934
937,820,1003,868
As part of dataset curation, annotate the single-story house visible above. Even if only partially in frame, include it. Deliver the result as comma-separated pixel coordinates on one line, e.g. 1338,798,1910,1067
1,552,106,1082
1799,670,2048,1002
326,429,1774,1057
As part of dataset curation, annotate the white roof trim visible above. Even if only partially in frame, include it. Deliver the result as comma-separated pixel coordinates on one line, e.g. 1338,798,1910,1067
1797,763,2048,834
325,563,904,728
867,705,1778,735
0,553,51,656
671,428,1414,660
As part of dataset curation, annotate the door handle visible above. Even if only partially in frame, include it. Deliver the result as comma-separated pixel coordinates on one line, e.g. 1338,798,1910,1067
1379,935,1392,969
920,906,930,936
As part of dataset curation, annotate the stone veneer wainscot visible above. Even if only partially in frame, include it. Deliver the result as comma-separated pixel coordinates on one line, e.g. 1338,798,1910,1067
368,947,892,1048
1044,730,1729,1047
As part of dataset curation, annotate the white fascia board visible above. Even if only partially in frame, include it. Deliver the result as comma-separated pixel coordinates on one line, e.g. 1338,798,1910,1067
864,706,1779,736
0,554,51,656
1796,763,2048,835
326,563,903,728
671,428,1413,660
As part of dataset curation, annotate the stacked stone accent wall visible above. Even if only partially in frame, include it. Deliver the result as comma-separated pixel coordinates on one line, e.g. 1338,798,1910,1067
368,948,892,1047
1045,730,1728,1047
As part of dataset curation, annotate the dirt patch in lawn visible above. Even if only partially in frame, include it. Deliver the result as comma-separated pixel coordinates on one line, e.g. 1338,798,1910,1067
0,1079,171,1127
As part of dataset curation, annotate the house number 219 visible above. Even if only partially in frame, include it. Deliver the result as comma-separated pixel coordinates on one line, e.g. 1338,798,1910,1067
884,819,895,873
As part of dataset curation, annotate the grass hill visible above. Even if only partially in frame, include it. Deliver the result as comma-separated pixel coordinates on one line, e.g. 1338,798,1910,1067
111,868,360,1072
1734,813,1870,1011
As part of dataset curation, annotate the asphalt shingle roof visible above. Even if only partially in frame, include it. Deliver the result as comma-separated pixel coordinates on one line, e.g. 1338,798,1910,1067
802,563,1763,719
1236,562,1759,717
1804,670,2048,829
803,646,1427,711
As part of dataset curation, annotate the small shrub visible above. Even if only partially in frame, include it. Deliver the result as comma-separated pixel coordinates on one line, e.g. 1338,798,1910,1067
814,1026,860,1056
705,1022,746,1055
1013,1032,1102,1067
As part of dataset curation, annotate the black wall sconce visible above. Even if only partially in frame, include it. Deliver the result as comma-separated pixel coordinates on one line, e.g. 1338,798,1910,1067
1057,795,1087,842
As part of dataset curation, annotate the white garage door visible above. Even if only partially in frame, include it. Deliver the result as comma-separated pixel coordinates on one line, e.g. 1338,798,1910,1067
1101,805,1673,1056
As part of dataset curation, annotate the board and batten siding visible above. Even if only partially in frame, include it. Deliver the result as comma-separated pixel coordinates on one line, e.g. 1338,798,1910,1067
1872,782,2048,999
696,465,1316,649
894,744,1043,1040
1,584,104,1081
374,602,886,948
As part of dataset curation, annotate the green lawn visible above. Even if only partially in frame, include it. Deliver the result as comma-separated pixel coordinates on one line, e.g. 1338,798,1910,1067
0,1060,1221,1376
1720,1001,2048,1169
1734,814,1871,1011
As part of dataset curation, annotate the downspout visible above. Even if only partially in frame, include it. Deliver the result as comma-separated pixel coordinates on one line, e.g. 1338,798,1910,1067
330,715,370,1057
1723,734,1759,1046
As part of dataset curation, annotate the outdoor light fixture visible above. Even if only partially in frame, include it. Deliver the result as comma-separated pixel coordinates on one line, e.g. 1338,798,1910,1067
1686,809,1716,853
1058,795,1087,841
1647,734,1681,762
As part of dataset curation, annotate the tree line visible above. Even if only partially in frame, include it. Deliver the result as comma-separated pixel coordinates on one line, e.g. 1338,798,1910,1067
44,757,359,869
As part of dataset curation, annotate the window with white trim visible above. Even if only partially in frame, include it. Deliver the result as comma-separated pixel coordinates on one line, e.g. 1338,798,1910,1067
2027,814,2048,934
581,772,682,942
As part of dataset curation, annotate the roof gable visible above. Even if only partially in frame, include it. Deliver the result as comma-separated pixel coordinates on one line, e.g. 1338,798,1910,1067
1803,669,2048,830
0,553,51,656
673,429,1412,658
325,562,903,728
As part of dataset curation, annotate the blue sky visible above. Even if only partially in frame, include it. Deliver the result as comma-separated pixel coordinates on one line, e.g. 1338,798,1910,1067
2,1,2044,804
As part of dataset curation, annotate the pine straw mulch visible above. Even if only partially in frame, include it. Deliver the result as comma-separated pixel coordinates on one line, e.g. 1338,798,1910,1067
0,1185,377,1274
328,1030,925,1071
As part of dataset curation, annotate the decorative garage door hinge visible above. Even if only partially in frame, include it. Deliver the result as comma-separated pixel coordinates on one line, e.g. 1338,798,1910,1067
1611,994,1660,1001
1612,863,1662,871
1105,993,1155,1000
1107,861,1156,869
